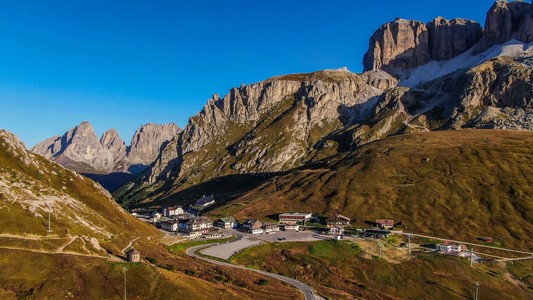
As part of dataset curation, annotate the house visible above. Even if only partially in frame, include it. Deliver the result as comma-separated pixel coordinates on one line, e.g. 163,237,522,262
436,241,463,253
279,212,312,225
327,226,344,235
363,229,391,239
282,224,300,232
375,219,394,230
162,206,184,217
160,219,179,232
262,222,280,234
214,217,237,229
191,195,215,211
242,218,263,233
326,214,350,228
126,248,140,263
184,216,214,234
150,212,161,222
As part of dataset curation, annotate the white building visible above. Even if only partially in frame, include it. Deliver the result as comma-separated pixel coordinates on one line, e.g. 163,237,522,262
160,219,178,232
279,212,312,225
162,206,184,217
436,242,463,253
184,216,213,234
282,224,300,231
251,228,264,235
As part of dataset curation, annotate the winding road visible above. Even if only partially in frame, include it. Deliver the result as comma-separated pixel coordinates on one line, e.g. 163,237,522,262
186,243,319,300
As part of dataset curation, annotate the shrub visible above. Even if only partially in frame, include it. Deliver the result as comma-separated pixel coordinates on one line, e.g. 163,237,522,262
145,257,158,265
257,279,270,286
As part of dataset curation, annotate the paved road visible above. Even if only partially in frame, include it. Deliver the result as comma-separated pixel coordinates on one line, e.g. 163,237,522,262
187,244,319,300
402,232,533,255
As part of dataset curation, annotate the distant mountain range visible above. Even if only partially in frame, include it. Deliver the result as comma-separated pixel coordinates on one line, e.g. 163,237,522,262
31,121,180,191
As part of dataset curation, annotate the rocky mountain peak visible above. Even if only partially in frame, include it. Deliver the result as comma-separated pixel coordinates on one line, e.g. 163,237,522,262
363,16,482,72
476,0,533,52
32,121,182,182
363,18,430,72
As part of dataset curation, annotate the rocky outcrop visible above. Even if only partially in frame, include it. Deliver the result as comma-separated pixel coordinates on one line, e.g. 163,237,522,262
364,17,482,72
101,128,128,171
364,1,533,72
129,123,181,166
363,19,430,72
117,69,392,199
427,17,483,61
478,0,533,52
32,122,181,176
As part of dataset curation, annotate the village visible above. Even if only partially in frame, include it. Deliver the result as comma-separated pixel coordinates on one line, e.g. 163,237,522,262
129,195,488,264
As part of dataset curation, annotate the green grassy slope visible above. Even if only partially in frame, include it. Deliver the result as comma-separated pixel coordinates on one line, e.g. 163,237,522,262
232,240,531,300
205,129,533,251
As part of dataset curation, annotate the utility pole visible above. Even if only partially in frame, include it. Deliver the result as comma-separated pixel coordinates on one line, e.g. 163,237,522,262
48,211,51,232
378,244,383,259
474,281,480,300
407,235,412,254
470,248,474,267
123,264,127,300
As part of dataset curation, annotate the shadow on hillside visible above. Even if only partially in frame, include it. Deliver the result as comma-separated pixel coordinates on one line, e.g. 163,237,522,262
142,172,286,210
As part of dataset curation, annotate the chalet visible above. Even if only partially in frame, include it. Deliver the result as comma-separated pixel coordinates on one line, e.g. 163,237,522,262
279,212,312,225
183,216,214,235
242,218,263,233
126,248,140,263
214,217,237,229
436,241,463,253
191,195,215,211
375,219,394,230
282,224,300,232
162,206,184,217
327,226,344,235
160,219,179,232
326,214,351,228
363,229,391,239
262,222,280,234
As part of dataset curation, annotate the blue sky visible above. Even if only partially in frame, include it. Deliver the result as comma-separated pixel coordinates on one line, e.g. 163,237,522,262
0,0,496,148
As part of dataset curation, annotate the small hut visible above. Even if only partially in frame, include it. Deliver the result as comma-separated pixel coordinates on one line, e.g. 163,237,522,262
126,248,140,263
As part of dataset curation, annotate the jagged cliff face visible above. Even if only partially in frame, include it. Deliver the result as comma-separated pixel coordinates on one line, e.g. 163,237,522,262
117,69,398,205
363,0,533,72
363,17,482,72
32,122,181,175
478,0,533,52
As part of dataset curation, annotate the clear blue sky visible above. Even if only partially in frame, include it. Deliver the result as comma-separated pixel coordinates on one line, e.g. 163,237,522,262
0,0,496,148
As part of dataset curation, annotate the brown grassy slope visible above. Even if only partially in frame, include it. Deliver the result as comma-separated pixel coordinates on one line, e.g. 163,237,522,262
232,240,531,300
0,135,159,254
209,129,533,251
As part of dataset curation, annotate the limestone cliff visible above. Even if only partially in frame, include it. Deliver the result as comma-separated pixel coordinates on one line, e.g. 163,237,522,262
32,122,181,177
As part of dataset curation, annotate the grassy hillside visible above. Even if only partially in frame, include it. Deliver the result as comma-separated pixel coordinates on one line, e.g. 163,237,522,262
232,240,532,299
0,129,303,299
197,129,533,251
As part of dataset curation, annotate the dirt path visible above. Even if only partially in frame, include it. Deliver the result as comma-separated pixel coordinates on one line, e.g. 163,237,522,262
0,246,107,259
402,232,533,256
55,236,79,253
121,237,140,255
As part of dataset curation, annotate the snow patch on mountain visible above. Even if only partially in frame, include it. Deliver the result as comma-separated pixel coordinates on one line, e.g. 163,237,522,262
399,39,533,88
